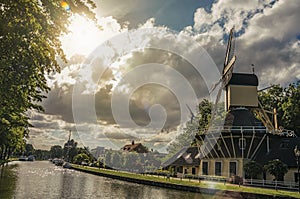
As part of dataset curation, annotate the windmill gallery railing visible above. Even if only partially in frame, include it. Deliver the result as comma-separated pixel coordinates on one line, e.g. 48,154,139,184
194,125,296,160
199,125,296,137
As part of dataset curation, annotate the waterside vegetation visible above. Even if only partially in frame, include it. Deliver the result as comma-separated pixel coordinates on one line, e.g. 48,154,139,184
71,164,300,199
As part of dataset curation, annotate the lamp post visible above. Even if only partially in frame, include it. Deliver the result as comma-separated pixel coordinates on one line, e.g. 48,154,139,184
294,146,300,193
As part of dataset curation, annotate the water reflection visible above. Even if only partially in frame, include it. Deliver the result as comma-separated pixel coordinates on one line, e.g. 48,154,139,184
0,161,211,199
0,163,18,199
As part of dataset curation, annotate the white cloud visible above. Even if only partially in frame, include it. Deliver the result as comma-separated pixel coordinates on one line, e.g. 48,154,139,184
32,0,300,150
192,0,299,86
242,0,300,44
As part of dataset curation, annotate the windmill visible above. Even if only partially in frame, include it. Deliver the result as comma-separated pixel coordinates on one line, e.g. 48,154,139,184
192,27,237,159
186,104,196,123
178,27,298,179
210,27,236,119
208,27,295,137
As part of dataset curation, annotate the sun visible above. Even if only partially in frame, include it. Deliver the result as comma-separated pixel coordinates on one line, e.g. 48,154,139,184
61,15,102,58
60,14,127,59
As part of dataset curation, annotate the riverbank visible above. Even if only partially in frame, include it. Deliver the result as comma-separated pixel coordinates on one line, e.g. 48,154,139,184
0,158,18,166
71,165,300,199
0,159,9,166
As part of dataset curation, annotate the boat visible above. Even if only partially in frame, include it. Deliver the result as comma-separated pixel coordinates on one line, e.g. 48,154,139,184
52,158,64,166
18,156,28,161
63,162,72,169
27,155,35,161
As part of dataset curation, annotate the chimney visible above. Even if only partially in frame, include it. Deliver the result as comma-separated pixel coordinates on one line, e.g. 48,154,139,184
132,140,135,145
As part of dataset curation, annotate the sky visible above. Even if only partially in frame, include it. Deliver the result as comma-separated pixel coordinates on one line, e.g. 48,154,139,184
28,0,300,151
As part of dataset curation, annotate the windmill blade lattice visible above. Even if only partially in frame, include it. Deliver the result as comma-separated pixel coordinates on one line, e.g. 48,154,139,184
195,27,236,159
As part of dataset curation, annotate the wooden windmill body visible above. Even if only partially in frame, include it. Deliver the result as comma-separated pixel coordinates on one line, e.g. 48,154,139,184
191,27,298,180
164,28,298,182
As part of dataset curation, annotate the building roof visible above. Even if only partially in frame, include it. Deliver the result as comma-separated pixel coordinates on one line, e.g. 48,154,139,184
224,108,263,127
254,136,300,168
121,142,148,153
229,73,258,86
163,147,200,167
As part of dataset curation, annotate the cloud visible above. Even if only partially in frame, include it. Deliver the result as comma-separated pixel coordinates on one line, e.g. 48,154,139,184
30,0,299,150
28,106,78,149
192,0,300,87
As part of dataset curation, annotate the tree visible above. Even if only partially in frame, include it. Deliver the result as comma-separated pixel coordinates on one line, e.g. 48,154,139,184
259,82,300,136
0,0,97,160
50,145,63,159
197,99,212,131
63,139,78,162
281,82,300,135
77,147,95,162
243,161,262,179
24,143,35,156
0,126,25,159
34,149,50,160
264,159,288,181
73,153,90,165
167,99,212,154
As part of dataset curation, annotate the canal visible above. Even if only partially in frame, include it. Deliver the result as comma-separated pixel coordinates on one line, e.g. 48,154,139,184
0,161,212,199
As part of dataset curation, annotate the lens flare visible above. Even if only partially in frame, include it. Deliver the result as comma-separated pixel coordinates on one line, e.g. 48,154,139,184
61,1,70,11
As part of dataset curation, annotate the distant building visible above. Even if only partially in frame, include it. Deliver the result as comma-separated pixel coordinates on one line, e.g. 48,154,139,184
90,146,105,159
163,147,200,176
121,140,149,153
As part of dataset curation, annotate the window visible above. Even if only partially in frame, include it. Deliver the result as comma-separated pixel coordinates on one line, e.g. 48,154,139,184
229,162,237,176
239,138,246,150
295,172,299,183
202,162,208,175
280,140,290,149
183,153,191,160
177,166,183,173
192,167,196,175
215,162,222,176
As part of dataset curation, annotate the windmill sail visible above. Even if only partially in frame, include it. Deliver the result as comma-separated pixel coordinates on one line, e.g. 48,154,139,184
195,27,237,158
223,27,235,71
186,104,195,123
210,27,236,95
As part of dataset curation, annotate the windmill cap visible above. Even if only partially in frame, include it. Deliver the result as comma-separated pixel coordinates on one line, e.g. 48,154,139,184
228,73,258,86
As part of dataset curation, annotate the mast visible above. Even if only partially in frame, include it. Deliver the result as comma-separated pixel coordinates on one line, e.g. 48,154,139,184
66,130,71,162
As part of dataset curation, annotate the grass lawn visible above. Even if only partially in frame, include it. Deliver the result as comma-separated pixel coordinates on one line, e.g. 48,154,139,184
72,165,300,198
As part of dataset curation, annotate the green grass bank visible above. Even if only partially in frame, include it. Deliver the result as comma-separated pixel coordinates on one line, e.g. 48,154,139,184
71,165,300,199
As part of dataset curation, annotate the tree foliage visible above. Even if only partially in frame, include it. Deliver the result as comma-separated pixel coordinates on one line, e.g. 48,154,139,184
264,159,288,181
197,99,212,131
259,82,300,136
50,145,63,158
73,153,90,165
63,139,78,162
167,99,212,154
0,0,96,159
24,143,35,156
34,149,50,160
243,160,262,179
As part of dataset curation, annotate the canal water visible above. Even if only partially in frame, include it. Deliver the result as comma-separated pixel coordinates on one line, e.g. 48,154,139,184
0,161,212,199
